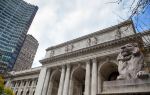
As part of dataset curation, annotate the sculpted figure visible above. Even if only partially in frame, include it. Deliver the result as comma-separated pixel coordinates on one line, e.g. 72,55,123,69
117,43,149,80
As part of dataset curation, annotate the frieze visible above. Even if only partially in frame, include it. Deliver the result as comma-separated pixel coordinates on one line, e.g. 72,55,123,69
46,20,132,51
115,29,121,39
45,21,135,58
50,50,55,57
40,32,150,64
87,36,98,46
65,44,74,52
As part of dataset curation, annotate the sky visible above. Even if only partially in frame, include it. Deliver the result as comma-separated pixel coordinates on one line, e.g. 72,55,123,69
132,4,150,32
24,0,148,68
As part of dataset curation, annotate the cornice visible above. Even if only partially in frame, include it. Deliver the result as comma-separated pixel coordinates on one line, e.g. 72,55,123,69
5,67,41,78
40,31,150,64
46,20,132,51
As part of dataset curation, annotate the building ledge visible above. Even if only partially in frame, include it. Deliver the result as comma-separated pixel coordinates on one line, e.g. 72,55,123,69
101,78,150,94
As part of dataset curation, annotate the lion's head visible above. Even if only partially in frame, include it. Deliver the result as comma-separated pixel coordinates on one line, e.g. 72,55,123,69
118,43,140,61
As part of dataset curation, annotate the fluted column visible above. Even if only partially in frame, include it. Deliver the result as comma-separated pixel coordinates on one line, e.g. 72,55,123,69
91,58,98,95
46,80,53,95
35,67,47,95
68,79,74,95
57,66,66,95
85,60,91,95
62,65,71,95
42,68,51,95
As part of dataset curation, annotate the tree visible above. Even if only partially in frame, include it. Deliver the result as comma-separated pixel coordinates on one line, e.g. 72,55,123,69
0,76,14,95
0,76,4,94
4,87,15,95
108,0,150,46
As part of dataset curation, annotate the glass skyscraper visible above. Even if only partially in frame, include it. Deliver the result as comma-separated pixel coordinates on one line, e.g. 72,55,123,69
0,0,38,73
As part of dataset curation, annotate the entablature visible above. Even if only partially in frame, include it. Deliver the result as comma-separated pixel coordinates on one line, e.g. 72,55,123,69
44,20,135,58
40,31,150,66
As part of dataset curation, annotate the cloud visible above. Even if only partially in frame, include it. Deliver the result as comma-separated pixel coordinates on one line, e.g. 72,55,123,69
25,0,131,68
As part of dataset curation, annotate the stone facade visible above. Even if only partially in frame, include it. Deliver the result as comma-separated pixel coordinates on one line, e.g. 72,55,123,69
5,67,40,95
5,20,150,95
13,34,39,71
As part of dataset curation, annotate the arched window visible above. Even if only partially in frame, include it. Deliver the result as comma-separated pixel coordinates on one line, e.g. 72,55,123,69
33,91,35,95
15,91,18,95
20,91,23,95
99,62,119,81
18,81,21,87
35,80,38,85
29,81,32,86
23,81,26,86
26,90,29,95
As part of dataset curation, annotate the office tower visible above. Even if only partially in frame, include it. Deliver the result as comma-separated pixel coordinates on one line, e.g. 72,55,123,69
13,34,39,71
0,0,38,73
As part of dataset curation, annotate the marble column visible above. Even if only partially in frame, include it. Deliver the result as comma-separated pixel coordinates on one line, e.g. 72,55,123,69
91,58,98,95
35,67,47,95
68,79,74,95
62,65,71,95
42,68,51,95
57,66,66,95
85,60,91,95
46,80,53,95
98,71,102,93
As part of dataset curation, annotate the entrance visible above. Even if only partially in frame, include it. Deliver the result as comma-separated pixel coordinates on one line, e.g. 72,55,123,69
70,67,86,95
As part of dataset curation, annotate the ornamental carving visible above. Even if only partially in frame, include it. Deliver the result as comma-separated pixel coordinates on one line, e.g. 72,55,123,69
117,43,149,80
115,29,121,39
91,36,97,45
65,44,74,52
87,36,97,46
50,50,55,57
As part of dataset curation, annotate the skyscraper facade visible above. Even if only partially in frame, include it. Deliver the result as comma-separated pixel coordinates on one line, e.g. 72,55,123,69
13,34,39,71
0,0,38,73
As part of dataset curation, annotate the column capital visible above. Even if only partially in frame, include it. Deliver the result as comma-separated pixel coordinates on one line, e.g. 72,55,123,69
92,58,97,63
85,59,91,64
66,64,71,68
61,65,66,69
41,66,48,70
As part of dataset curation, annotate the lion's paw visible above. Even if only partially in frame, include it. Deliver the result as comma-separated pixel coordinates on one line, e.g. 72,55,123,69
117,75,126,80
136,71,149,79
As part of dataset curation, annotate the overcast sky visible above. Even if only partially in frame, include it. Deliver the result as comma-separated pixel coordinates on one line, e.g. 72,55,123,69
25,0,135,68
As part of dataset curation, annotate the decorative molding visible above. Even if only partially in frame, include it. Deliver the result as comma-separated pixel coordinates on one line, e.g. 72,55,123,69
40,31,150,65
91,36,97,45
115,28,121,39
65,44,74,52
87,38,91,47
46,20,132,51
87,36,98,46
50,50,55,57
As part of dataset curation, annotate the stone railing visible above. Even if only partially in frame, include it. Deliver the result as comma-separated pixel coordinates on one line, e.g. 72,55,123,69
102,78,150,94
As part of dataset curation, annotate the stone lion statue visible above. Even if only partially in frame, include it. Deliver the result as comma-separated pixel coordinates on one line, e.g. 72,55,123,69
117,43,149,80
